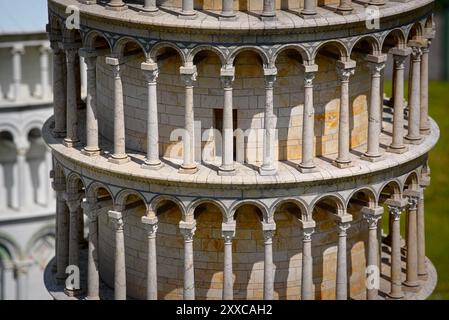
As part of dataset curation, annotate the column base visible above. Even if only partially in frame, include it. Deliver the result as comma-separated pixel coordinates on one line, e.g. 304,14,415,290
179,165,199,174
178,12,197,20
387,292,404,300
219,12,238,21
63,139,80,148
259,166,277,176
361,153,384,163
64,287,83,297
403,280,420,292
260,15,277,21
387,145,408,154
299,11,317,19
218,165,236,176
81,148,101,157
142,161,164,170
85,295,100,300
108,155,130,165
298,164,318,173
404,135,423,145
335,7,353,15
140,9,160,16
418,272,429,281
420,128,431,135
333,159,352,169
106,4,128,11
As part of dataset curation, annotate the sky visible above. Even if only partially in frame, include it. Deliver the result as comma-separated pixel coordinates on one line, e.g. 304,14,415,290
0,0,48,35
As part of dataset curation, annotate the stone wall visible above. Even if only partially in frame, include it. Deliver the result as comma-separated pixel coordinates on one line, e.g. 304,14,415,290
97,203,367,300
96,50,370,164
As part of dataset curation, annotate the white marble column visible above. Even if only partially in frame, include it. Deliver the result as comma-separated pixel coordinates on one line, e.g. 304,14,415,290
404,191,420,290
64,192,82,296
385,199,407,299
388,48,411,154
15,261,30,300
179,0,196,18
16,145,29,210
335,215,352,300
50,41,67,138
108,210,127,300
142,62,162,169
418,177,430,279
299,65,318,173
63,46,80,148
220,0,236,20
301,0,317,17
107,0,127,10
142,0,158,13
405,44,423,145
300,220,315,300
180,221,196,300
106,57,129,164
53,179,69,283
142,216,159,300
420,41,431,135
261,0,276,20
334,61,356,169
220,67,236,176
363,55,386,162
362,206,383,300
179,66,198,174
82,199,100,300
337,0,353,14
260,68,278,176
39,45,51,100
262,222,276,300
222,221,236,300
80,49,101,156
11,44,24,101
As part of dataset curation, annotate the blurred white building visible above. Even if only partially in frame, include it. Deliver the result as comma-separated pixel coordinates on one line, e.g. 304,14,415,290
0,0,56,300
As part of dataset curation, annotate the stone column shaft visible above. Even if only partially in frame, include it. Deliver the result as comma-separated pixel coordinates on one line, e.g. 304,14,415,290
405,46,422,144
180,0,196,17
82,200,100,300
81,49,100,156
364,57,386,161
16,148,28,210
334,62,355,168
40,45,51,99
263,223,276,300
142,216,158,300
299,66,318,172
221,0,236,19
260,68,277,176
142,63,162,169
417,188,427,278
420,44,430,134
109,210,127,300
107,0,127,10
261,0,276,19
222,222,236,300
404,195,419,289
387,204,405,299
106,57,129,164
180,66,198,174
337,0,353,14
220,67,236,175
63,47,80,147
11,44,24,101
54,183,69,282
51,42,67,137
336,218,351,300
15,262,29,300
180,221,196,300
301,223,315,300
389,50,410,153
142,0,158,12
301,0,317,16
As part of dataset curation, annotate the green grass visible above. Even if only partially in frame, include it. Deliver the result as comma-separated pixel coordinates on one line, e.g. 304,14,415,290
384,81,449,299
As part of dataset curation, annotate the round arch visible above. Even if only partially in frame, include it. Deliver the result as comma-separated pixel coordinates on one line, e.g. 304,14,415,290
309,193,346,215
65,172,86,194
113,36,148,59
229,199,270,223
0,234,21,261
312,40,350,61
272,44,311,65
149,194,187,220
149,42,186,65
86,181,114,201
346,187,377,208
186,198,229,223
378,179,403,199
270,197,309,221
115,189,149,212
83,30,113,52
229,46,270,66
381,28,408,50
187,46,226,66
350,35,381,56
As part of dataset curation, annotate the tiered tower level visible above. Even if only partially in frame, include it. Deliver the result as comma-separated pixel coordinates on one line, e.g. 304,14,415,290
44,0,438,300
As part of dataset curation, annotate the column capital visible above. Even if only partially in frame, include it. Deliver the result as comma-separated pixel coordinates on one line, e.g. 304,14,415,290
336,60,356,82
39,45,52,54
11,44,25,55
304,71,316,87
141,62,159,83
262,222,276,243
142,216,159,238
302,227,315,241
220,66,235,88
408,43,423,61
221,221,236,243
179,221,196,241
263,67,278,88
63,192,83,212
362,207,384,229
180,65,198,86
81,199,100,221
108,210,124,230
387,205,403,221
335,214,352,236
